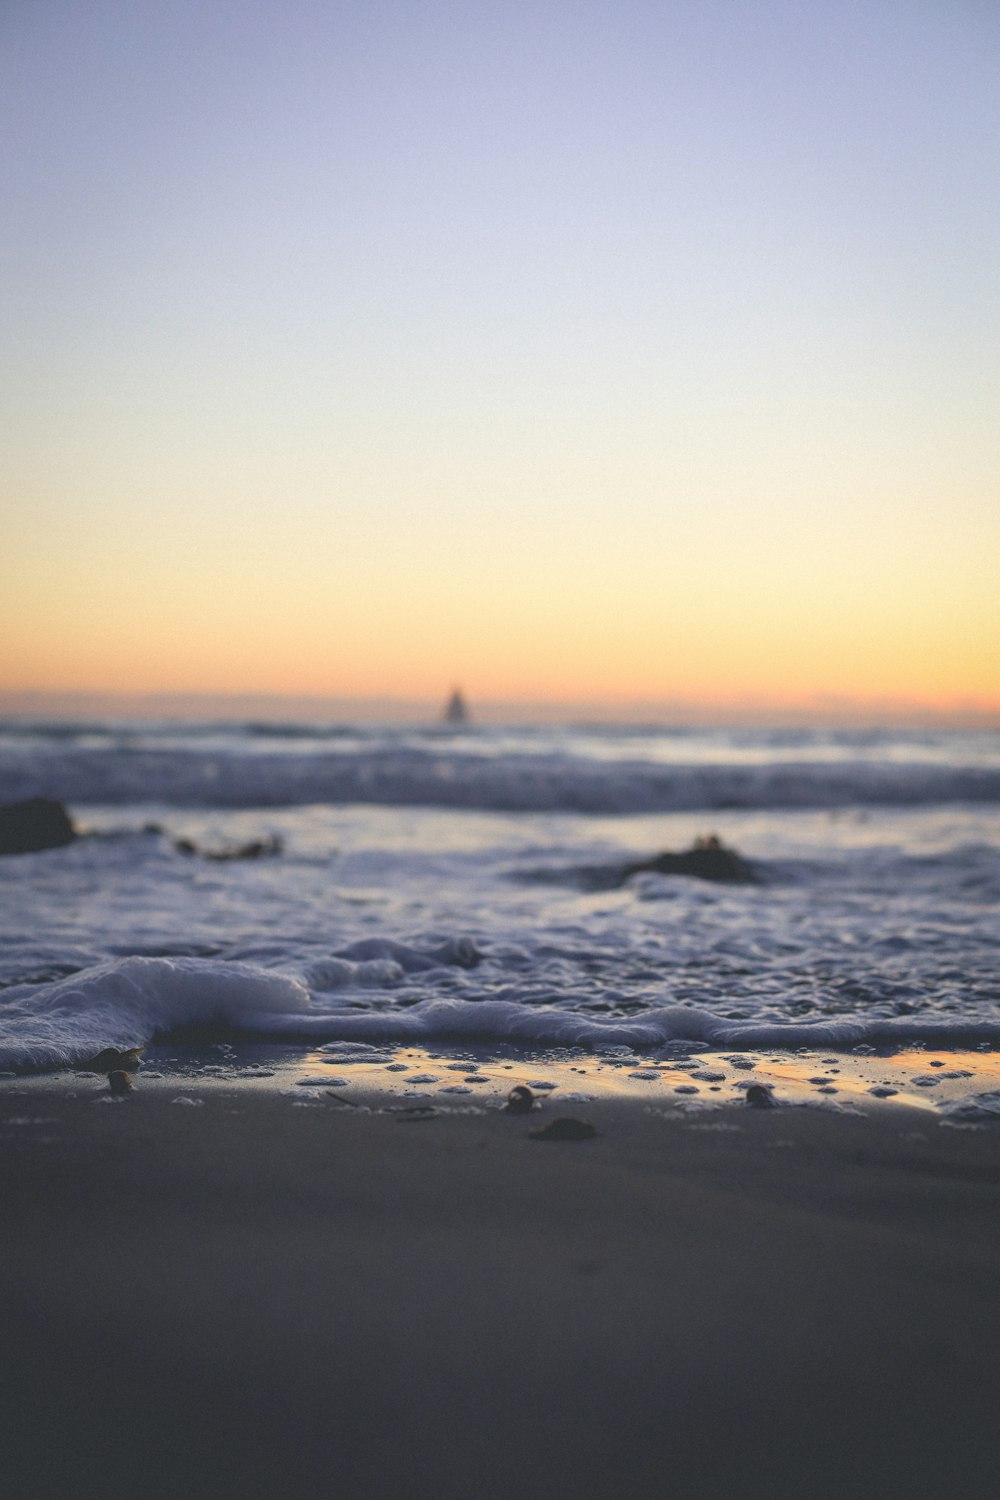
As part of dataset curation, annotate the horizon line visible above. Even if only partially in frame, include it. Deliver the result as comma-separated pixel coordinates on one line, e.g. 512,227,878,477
2,688,998,730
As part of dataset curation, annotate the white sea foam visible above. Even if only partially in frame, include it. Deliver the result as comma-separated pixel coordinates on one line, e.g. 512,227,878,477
0,957,309,1070
2,955,1000,1072
1,720,998,1075
306,938,481,987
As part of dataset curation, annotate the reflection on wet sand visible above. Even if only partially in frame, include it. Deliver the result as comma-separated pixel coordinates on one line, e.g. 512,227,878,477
292,1042,1000,1116
11,1038,999,1120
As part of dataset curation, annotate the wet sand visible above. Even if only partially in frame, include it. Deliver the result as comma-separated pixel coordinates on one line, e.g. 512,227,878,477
1,1086,998,1500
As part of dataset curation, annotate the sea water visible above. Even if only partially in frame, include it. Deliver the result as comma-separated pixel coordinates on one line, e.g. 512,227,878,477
1,719,998,1082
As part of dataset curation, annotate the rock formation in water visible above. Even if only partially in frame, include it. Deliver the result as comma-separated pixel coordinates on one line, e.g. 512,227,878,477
174,835,283,861
0,797,78,855
621,835,755,884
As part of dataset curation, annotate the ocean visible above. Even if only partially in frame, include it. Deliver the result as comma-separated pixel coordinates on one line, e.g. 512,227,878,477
2,717,999,1077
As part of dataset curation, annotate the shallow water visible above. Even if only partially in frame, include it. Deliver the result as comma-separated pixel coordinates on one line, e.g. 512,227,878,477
1,722,998,1095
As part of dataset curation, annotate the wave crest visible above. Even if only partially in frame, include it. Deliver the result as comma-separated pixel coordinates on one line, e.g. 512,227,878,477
3,745,999,812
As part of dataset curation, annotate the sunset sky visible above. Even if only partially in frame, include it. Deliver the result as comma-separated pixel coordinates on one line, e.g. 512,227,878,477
2,0,998,720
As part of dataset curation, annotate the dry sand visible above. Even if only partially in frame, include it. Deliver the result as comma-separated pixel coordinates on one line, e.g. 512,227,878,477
1,1085,998,1500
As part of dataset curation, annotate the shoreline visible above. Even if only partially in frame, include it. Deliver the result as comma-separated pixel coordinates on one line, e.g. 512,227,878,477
6,1036,1000,1122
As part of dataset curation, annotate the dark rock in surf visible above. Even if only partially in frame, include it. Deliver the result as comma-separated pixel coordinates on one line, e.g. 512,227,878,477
518,835,756,892
0,797,78,856
622,835,754,885
108,1070,134,1095
205,835,283,861
174,834,283,861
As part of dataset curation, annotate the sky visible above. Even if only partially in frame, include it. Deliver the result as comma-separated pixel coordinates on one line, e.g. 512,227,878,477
2,0,998,721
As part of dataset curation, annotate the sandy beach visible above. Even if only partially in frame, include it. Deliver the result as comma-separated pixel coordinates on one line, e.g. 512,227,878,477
6,0,1000,1492
2,1080,998,1500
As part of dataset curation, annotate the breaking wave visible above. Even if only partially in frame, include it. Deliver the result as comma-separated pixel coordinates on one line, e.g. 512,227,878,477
3,743,1000,813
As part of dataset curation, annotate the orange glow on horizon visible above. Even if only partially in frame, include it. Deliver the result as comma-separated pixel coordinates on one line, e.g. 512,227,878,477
4,524,998,721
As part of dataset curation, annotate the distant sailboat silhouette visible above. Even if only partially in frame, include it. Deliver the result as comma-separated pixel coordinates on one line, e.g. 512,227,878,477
443,687,470,724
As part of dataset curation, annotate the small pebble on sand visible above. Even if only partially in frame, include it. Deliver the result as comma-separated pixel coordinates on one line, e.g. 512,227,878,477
504,1086,535,1114
746,1084,776,1109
